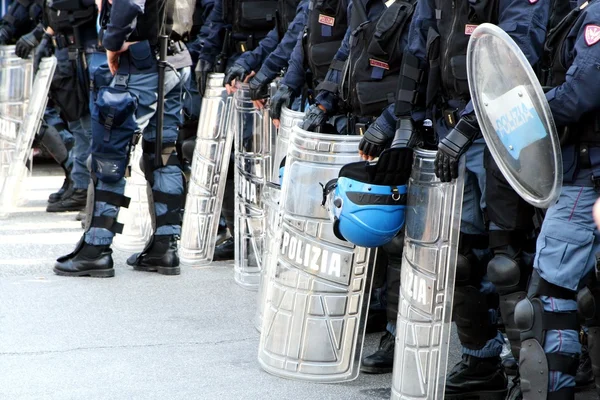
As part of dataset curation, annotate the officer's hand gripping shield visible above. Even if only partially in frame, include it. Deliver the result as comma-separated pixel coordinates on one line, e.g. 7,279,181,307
233,82,276,289
391,148,465,400
0,54,55,218
272,106,304,183
258,126,376,382
112,141,152,252
467,23,562,208
179,73,233,265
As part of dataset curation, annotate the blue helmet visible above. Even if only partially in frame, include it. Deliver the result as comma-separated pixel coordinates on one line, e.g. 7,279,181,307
324,148,411,248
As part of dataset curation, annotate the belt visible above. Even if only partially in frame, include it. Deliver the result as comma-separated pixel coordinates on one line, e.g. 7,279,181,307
167,40,186,56
53,34,75,49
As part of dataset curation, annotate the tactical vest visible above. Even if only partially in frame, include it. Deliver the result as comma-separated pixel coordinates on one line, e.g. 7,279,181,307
433,0,499,101
343,0,416,118
277,0,300,35
127,0,163,46
304,0,348,84
46,0,96,35
223,0,278,36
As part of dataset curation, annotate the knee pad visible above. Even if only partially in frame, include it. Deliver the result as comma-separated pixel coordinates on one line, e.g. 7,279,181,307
181,137,196,163
515,272,580,400
587,326,600,395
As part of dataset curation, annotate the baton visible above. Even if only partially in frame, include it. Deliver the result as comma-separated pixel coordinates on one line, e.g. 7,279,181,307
155,34,168,168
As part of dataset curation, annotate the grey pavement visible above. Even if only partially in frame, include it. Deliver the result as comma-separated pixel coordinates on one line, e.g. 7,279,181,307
0,163,597,400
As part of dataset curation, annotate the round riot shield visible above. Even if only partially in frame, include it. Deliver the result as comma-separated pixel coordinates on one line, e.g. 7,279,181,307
467,23,562,208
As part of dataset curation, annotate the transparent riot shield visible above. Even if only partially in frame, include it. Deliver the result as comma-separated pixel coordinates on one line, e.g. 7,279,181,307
272,106,304,184
179,73,233,265
113,140,152,252
258,126,375,383
390,148,465,400
233,83,276,290
467,23,561,208
255,182,282,332
0,56,54,218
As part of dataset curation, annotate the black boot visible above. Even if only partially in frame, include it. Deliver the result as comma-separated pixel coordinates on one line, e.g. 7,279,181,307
445,355,508,399
54,242,114,278
213,237,235,261
361,331,395,374
576,345,594,390
48,177,72,203
47,188,87,212
127,235,180,275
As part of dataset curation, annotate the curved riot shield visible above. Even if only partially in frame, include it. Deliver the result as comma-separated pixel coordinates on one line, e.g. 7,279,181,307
0,55,54,218
467,23,561,208
179,73,233,265
233,83,276,289
272,106,304,184
258,126,375,383
113,141,152,252
255,182,282,331
391,148,465,400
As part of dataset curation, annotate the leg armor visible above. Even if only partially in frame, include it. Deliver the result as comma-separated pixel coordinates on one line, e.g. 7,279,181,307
453,233,499,350
515,271,580,400
580,269,600,397
487,229,533,360
382,230,404,323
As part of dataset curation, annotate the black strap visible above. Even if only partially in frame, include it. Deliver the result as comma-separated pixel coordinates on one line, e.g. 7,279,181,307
330,59,345,71
534,274,578,300
90,216,124,234
153,190,184,209
542,311,580,332
546,353,579,375
347,191,407,206
156,211,182,227
315,80,338,94
547,386,575,400
96,190,131,208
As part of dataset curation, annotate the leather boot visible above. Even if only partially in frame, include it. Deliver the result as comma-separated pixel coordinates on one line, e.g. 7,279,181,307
576,345,594,390
213,237,235,261
48,177,72,203
127,235,180,275
445,355,508,399
54,242,114,278
361,331,395,374
47,188,87,212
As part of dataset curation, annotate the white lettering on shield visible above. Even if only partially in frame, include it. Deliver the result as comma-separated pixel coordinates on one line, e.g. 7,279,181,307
280,231,342,278
406,268,428,306
239,176,257,203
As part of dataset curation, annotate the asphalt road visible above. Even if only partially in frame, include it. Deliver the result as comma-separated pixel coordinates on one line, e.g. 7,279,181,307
0,162,597,400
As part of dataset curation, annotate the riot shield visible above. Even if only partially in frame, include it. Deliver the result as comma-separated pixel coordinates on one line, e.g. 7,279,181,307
391,148,465,400
0,55,54,218
113,140,152,252
467,23,561,208
255,182,282,331
258,126,375,383
272,106,304,183
179,73,233,265
233,83,276,290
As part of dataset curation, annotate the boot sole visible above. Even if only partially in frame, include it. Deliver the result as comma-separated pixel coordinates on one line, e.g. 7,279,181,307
133,265,181,276
46,206,86,213
360,365,393,374
53,267,115,278
445,389,507,400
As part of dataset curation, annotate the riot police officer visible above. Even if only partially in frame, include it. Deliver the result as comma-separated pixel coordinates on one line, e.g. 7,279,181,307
508,1,600,398
0,0,41,44
53,0,186,277
270,0,349,124
374,0,550,398
300,0,417,374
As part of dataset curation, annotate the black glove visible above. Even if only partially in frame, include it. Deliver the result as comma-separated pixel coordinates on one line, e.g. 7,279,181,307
15,24,44,59
0,26,11,45
434,114,479,182
223,63,248,86
248,70,270,101
270,84,296,120
195,59,214,97
359,122,395,159
301,104,328,131
33,32,52,74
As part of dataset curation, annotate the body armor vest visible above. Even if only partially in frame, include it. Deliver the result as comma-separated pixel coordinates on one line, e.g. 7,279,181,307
46,0,96,35
434,0,498,101
223,0,278,37
277,0,300,35
342,0,416,118
543,4,600,152
304,0,348,84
